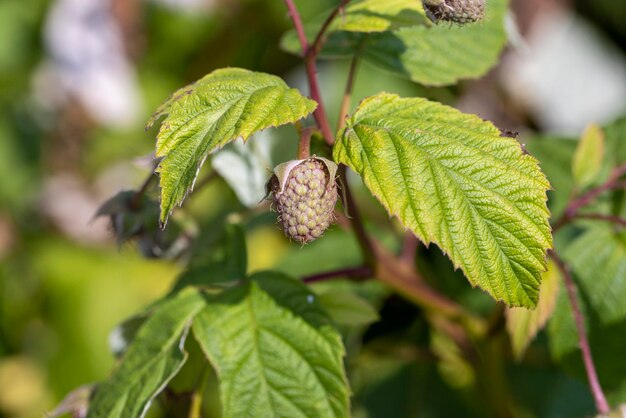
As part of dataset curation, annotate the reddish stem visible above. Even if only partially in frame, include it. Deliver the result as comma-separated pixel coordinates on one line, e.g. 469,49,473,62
400,232,419,268
575,213,626,228
302,265,371,284
550,251,610,415
310,0,351,56
283,0,335,145
554,163,626,231
297,127,315,159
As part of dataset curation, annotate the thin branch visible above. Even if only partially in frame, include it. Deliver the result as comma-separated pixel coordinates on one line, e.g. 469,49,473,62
303,58,334,144
554,162,626,231
283,0,309,54
400,232,419,268
373,239,480,325
283,0,335,145
334,204,484,331
310,0,351,56
550,250,610,415
575,213,626,228
130,162,159,209
337,53,360,132
302,265,371,284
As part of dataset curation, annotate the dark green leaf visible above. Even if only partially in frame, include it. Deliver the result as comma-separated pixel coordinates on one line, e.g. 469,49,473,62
192,271,349,418
563,225,626,324
87,289,206,418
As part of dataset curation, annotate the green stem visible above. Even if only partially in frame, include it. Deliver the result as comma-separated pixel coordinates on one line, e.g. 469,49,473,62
188,367,210,418
337,53,360,132
188,390,203,418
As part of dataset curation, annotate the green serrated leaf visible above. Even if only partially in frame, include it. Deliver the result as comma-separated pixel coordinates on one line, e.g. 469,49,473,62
360,0,508,86
87,289,206,418
506,259,561,359
318,290,380,326
330,0,428,32
563,225,626,324
192,271,349,418
281,0,507,86
573,123,605,188
280,0,427,55
148,68,317,225
334,93,552,307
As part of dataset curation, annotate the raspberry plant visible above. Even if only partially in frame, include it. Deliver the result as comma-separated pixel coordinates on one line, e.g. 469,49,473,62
57,0,626,417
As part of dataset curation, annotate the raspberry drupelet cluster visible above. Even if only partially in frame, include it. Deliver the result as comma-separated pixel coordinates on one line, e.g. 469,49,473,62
267,157,338,244
422,0,485,24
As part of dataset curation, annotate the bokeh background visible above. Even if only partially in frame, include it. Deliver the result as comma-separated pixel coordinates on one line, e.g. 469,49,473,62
0,0,625,417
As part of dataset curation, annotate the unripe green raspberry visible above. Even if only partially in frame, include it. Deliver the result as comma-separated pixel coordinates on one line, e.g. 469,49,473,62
422,0,485,24
267,157,338,244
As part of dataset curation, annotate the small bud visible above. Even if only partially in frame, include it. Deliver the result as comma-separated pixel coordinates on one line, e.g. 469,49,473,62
267,157,338,244
422,0,485,24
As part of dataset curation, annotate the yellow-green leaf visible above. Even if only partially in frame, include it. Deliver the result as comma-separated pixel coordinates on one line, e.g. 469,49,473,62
148,68,317,225
334,93,552,307
572,123,605,188
506,259,561,359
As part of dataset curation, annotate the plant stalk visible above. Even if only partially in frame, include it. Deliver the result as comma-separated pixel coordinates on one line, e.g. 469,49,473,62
337,53,360,132
130,163,158,209
550,251,610,415
283,0,335,145
310,0,351,56
302,265,371,283
554,162,626,231
575,213,626,228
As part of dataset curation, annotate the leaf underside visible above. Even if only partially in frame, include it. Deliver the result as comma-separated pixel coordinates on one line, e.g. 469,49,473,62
148,68,317,224
334,93,552,307
192,272,349,418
